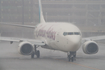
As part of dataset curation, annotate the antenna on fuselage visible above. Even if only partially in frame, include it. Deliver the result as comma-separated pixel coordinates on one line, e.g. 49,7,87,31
39,0,45,23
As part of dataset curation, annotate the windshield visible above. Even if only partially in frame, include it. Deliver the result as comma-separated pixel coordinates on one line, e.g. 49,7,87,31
63,32,80,36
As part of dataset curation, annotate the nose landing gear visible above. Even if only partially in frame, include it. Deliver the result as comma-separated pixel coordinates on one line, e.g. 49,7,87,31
67,52,76,62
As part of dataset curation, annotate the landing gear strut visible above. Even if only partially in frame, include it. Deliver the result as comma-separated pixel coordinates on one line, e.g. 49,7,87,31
31,45,40,58
67,52,76,62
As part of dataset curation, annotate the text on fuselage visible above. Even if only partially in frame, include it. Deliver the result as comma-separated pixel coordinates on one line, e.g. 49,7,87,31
36,26,56,40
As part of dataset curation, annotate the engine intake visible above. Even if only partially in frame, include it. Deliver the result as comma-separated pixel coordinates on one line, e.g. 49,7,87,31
18,42,34,55
82,41,99,54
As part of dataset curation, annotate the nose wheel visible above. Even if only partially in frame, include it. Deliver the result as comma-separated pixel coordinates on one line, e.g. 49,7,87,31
67,52,76,62
31,45,40,58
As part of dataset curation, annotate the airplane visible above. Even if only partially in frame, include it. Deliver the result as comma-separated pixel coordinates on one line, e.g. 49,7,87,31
0,0,105,62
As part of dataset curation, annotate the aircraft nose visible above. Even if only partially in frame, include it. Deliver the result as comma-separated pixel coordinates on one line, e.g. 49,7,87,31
67,36,81,51
71,36,81,44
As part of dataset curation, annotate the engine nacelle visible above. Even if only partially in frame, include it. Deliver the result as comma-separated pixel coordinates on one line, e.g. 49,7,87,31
82,41,99,54
18,42,34,55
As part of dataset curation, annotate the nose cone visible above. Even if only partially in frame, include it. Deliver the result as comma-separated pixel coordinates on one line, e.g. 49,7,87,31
67,36,81,51
71,36,81,44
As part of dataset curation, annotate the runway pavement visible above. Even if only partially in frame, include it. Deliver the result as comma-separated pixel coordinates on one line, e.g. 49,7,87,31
0,42,105,70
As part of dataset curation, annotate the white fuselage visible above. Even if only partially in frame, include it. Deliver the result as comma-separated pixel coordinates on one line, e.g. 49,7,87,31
34,22,82,52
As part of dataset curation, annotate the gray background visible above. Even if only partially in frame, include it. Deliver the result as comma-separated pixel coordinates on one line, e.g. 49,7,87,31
0,0,105,70
0,0,105,39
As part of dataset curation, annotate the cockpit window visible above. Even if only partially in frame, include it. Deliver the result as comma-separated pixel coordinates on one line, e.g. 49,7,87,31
68,32,73,35
63,32,80,36
63,32,68,36
74,32,80,35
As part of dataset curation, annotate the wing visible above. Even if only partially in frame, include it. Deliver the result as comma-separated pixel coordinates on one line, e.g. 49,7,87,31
0,36,45,46
0,22,35,28
82,35,105,43
0,23,44,45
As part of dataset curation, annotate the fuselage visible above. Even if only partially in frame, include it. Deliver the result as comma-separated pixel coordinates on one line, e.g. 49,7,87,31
34,22,82,52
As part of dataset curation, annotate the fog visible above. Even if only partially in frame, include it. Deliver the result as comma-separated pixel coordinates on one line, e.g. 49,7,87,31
0,0,105,70
0,0,105,39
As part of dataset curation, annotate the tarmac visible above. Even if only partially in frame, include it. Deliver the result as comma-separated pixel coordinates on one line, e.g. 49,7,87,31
0,41,105,70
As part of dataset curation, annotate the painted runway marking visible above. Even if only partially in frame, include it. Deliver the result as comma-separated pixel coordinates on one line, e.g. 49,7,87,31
53,58,100,70
70,62,100,70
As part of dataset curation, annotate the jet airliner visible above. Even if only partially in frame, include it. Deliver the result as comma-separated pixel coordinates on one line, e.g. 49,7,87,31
0,0,105,62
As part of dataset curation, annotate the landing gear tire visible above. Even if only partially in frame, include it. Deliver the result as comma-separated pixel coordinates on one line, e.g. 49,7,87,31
68,55,70,62
73,54,76,61
31,52,35,58
31,45,40,59
36,50,40,58
67,52,76,62
71,57,74,62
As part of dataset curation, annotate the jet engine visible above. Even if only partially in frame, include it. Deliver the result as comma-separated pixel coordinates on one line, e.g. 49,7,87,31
82,41,99,54
18,42,34,55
